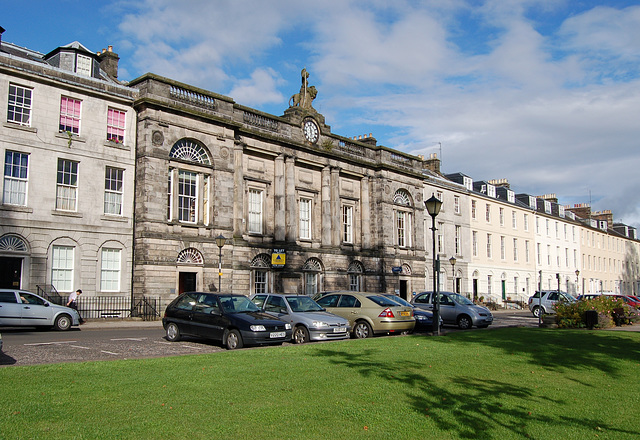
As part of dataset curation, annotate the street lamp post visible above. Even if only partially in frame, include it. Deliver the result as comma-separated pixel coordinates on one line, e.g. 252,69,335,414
215,234,226,292
425,195,443,335
449,256,457,293
575,269,580,296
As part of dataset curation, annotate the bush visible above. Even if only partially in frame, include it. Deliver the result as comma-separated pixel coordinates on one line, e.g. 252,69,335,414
554,296,628,329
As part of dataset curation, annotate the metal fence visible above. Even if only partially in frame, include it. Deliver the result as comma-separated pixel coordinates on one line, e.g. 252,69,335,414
36,285,160,321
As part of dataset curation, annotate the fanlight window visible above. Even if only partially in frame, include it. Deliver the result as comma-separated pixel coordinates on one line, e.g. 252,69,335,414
0,234,28,252
251,254,271,268
303,258,323,272
169,139,211,165
176,248,204,265
401,264,412,275
347,261,364,274
393,189,412,207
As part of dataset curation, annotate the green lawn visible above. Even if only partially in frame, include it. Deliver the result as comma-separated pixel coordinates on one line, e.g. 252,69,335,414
1,328,639,439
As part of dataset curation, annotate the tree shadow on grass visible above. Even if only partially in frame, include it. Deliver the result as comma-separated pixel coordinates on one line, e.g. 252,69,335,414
437,328,640,376
311,329,640,439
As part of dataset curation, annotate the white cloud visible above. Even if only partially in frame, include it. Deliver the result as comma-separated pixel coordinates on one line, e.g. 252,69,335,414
228,68,285,106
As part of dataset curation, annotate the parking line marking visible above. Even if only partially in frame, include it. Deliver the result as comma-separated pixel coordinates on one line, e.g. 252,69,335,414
24,341,77,346
155,341,172,345
183,345,203,350
70,345,91,350
101,350,120,355
111,338,147,341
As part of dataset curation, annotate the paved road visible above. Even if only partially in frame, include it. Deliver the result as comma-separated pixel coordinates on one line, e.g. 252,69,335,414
0,309,540,367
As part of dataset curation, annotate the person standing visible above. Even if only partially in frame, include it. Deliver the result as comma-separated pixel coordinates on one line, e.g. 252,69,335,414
67,289,86,324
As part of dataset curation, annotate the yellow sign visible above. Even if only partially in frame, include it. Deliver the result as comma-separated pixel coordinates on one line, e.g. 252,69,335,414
271,251,286,266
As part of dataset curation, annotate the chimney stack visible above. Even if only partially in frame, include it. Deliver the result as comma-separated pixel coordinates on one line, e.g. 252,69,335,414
0,26,5,49
98,45,119,80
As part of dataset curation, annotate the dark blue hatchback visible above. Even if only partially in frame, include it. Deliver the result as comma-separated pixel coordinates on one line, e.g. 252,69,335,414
163,292,292,349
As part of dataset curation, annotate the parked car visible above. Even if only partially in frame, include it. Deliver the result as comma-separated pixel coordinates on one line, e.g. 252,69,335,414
162,292,292,349
0,289,80,331
315,292,415,338
380,293,442,331
250,293,350,344
412,291,493,329
578,292,640,308
527,290,576,317
0,333,3,352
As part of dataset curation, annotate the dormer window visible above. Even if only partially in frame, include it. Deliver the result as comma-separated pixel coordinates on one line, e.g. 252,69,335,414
76,54,92,76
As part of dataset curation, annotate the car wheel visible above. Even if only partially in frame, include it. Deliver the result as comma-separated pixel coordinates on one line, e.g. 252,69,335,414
166,322,181,342
54,314,72,331
293,326,309,344
531,306,542,318
457,315,472,330
352,321,372,339
225,329,243,350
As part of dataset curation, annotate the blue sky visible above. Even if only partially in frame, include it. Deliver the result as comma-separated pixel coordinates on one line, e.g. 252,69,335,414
7,0,640,228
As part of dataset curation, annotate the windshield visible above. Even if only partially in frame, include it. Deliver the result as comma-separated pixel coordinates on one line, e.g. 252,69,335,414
449,293,474,306
286,296,324,312
560,293,576,302
219,295,260,313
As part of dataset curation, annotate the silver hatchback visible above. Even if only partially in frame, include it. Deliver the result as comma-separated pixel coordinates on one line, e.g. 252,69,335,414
251,293,350,344
412,291,493,329
527,290,576,317
0,289,80,331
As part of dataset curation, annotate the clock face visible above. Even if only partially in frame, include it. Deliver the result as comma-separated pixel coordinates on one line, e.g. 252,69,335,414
303,120,319,143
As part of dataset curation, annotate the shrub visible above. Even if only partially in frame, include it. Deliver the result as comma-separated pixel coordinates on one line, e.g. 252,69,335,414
554,296,627,329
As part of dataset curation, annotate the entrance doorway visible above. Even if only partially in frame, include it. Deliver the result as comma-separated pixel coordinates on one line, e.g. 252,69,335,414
0,257,22,289
472,278,478,302
399,280,408,300
179,272,196,294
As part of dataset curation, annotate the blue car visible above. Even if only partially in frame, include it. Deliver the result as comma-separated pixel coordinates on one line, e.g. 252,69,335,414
381,294,442,332
163,292,292,349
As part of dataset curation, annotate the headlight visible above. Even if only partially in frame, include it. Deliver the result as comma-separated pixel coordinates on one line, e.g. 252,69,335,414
311,321,329,328
415,315,425,320
250,325,266,332
285,324,292,330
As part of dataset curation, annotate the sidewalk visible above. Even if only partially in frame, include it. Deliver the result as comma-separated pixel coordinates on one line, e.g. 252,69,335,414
79,318,163,330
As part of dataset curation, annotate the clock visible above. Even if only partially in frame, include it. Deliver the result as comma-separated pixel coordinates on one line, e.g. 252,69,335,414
303,119,319,143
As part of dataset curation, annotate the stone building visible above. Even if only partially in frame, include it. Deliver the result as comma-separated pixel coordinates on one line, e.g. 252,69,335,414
0,28,137,300
129,71,428,306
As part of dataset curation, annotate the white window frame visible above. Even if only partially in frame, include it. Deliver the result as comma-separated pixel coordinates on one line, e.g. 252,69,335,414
343,204,354,244
7,83,32,126
472,231,478,257
299,197,312,240
59,96,82,134
76,54,92,76
487,233,492,258
56,159,78,211
177,170,198,223
52,245,74,293
104,166,123,215
3,150,29,206
454,196,460,214
107,107,126,143
100,248,121,292
248,188,263,234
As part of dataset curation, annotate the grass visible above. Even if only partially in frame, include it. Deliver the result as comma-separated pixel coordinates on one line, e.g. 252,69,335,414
1,328,639,439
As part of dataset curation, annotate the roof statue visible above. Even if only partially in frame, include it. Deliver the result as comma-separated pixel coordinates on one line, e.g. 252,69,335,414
289,68,317,110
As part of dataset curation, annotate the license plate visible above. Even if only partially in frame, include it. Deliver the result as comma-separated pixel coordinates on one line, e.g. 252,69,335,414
400,311,411,317
333,327,347,333
270,331,286,338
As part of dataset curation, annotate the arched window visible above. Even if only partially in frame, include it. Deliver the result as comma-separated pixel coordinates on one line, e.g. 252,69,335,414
177,248,204,265
167,139,212,225
303,258,323,296
347,261,364,291
251,254,272,294
393,189,414,248
0,234,28,252
169,139,211,164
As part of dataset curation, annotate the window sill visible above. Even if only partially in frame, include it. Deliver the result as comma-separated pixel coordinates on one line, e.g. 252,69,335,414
0,204,33,213
3,122,37,133
104,140,130,151
101,215,129,223
56,132,86,144
51,210,83,218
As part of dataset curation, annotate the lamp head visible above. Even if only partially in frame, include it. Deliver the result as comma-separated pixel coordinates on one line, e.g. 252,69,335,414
424,195,442,218
215,234,227,248
449,256,456,267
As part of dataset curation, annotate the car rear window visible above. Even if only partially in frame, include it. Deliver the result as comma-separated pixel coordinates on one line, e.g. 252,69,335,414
0,291,18,303
367,295,401,307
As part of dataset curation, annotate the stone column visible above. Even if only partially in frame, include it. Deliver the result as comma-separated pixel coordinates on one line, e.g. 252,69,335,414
321,166,331,247
233,139,245,236
274,154,286,242
331,167,340,246
285,156,296,241
361,176,371,249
